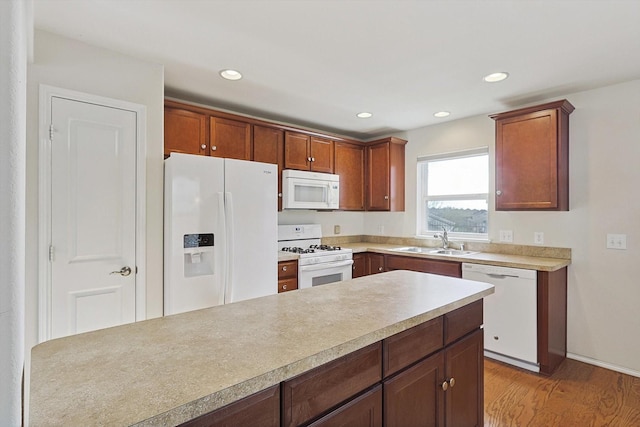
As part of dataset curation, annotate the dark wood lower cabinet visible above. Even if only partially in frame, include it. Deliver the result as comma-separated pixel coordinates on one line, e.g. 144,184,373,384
384,351,445,427
352,253,366,278
386,254,462,278
180,302,483,427
178,385,279,427
445,329,484,427
308,385,382,427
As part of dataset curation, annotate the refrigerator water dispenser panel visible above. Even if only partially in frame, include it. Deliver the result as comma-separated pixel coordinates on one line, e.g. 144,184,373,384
183,233,214,278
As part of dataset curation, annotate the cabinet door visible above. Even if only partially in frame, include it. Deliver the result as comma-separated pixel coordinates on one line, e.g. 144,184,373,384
278,278,298,293
179,385,279,427
164,107,207,157
282,343,382,427
386,255,462,278
367,253,385,275
352,253,366,278
308,385,382,427
366,142,390,210
493,100,573,211
335,142,364,210
444,329,483,427
384,351,445,427
310,136,334,173
254,125,284,210
284,131,310,170
209,117,252,160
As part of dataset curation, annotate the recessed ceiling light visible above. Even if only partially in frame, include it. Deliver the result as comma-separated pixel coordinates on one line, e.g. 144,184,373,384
220,69,243,81
434,111,450,118
483,72,509,83
357,112,373,119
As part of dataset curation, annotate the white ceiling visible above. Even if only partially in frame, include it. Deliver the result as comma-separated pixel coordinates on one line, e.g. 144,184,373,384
33,0,640,139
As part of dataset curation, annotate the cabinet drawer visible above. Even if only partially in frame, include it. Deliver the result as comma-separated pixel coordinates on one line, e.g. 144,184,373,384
282,342,382,427
308,385,382,427
278,260,298,280
278,278,298,293
383,316,443,377
179,385,279,427
444,300,483,346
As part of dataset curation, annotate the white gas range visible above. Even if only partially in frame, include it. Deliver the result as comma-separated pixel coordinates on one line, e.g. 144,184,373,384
278,224,353,288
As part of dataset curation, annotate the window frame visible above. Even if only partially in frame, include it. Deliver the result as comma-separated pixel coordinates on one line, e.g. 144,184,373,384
416,147,489,241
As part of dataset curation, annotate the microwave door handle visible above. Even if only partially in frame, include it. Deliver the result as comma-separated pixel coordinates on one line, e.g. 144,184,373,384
327,183,335,206
299,260,354,271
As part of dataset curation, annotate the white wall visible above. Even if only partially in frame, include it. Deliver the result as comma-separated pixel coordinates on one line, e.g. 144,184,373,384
361,80,640,375
278,210,365,238
25,29,165,391
0,1,28,424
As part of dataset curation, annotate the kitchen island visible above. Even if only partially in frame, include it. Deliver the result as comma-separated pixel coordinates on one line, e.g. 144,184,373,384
30,270,493,426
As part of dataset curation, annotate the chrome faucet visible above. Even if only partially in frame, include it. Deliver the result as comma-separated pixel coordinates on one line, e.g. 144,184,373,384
434,227,449,249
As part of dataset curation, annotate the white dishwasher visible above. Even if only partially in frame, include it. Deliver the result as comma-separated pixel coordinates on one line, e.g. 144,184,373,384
462,263,539,372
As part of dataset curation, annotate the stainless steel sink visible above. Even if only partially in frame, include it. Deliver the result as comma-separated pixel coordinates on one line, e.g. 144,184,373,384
427,249,478,256
390,246,478,256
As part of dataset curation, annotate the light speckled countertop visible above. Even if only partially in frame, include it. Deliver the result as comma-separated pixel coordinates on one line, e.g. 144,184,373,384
30,271,493,426
312,242,570,271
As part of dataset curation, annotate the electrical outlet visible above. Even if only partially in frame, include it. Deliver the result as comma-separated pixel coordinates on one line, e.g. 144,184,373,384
334,225,341,235
606,233,627,250
378,225,385,235
499,230,513,243
533,232,544,245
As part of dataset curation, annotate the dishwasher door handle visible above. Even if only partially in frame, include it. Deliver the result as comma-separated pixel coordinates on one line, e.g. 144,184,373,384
486,273,521,279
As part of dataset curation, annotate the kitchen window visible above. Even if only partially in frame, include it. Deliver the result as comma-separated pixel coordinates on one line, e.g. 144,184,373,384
417,148,489,240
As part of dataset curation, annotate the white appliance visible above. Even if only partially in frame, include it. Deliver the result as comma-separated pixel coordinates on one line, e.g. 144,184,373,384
278,224,353,288
282,169,339,210
462,263,539,372
164,153,278,315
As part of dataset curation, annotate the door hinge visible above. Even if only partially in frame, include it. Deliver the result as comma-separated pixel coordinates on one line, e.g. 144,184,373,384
49,245,55,261
49,124,54,140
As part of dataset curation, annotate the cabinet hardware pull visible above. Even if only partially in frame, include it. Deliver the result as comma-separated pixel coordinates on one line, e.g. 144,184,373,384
311,157,315,162
496,190,502,196
441,381,449,391
282,266,287,271
384,195,389,200
200,144,206,149
211,145,217,151
449,377,455,388
307,156,312,162
378,267,383,272
282,284,287,290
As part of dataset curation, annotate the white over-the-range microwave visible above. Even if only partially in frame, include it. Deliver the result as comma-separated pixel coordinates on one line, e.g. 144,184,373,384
282,169,339,210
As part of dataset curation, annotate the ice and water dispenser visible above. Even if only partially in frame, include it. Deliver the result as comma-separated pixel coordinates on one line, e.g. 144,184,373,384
183,233,215,278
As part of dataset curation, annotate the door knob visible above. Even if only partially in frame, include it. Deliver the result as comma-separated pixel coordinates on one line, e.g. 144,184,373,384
110,266,132,277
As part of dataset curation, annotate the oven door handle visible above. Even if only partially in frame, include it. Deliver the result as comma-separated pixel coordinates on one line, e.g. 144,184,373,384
299,260,354,272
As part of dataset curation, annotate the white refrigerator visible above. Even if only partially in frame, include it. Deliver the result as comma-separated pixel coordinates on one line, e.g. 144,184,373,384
164,153,278,315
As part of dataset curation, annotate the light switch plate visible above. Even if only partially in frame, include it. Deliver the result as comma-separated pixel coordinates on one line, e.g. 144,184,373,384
499,230,513,243
334,225,341,235
606,233,627,250
533,232,544,245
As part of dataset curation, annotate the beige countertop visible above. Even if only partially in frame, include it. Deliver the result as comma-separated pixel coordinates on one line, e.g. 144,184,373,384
337,242,571,271
30,271,493,426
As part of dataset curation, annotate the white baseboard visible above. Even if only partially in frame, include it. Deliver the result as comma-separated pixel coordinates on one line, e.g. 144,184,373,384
567,352,640,378
484,350,540,373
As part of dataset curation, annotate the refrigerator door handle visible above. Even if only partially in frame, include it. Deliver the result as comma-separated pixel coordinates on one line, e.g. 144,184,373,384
217,192,227,306
224,191,234,304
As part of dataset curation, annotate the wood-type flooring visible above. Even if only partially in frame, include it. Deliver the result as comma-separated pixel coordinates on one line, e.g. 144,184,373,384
484,358,640,426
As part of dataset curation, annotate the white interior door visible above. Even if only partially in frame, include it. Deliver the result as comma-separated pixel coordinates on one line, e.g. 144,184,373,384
49,96,137,339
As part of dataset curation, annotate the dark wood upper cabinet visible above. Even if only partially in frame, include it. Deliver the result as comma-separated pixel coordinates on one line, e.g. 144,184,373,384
366,137,406,211
253,125,284,210
491,99,574,211
209,116,252,160
334,142,365,210
164,107,207,157
284,132,335,173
